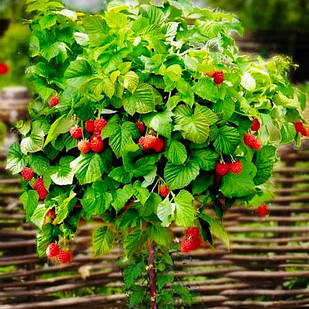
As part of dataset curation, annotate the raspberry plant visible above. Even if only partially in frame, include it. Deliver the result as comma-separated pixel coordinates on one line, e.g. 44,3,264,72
6,0,306,307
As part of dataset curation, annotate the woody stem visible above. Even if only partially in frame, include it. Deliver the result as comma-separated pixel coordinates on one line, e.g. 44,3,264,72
148,243,157,309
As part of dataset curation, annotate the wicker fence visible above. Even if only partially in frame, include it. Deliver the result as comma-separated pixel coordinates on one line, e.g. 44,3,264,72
0,143,309,309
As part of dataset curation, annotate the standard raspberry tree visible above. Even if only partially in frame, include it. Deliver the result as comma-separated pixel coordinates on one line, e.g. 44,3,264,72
6,0,307,307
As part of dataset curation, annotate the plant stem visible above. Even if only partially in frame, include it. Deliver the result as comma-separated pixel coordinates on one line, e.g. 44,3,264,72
148,243,157,309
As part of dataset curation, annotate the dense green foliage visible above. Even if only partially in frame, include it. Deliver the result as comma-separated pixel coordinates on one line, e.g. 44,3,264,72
6,0,306,306
204,0,309,31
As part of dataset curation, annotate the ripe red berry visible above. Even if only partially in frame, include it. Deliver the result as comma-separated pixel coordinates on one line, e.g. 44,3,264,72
70,126,83,139
294,121,307,136
251,119,260,132
58,250,73,264
94,119,107,133
185,227,200,238
229,160,243,174
216,162,229,176
138,135,157,151
49,96,59,108
251,138,262,151
78,140,91,154
21,167,34,181
46,243,60,258
180,235,201,253
258,204,270,217
34,178,48,200
244,133,261,150
153,137,164,153
136,121,146,134
90,135,104,153
0,63,9,75
85,120,95,133
159,184,169,197
213,71,224,85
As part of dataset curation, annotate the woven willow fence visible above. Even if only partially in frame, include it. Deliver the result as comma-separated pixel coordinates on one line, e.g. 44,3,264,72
0,142,309,309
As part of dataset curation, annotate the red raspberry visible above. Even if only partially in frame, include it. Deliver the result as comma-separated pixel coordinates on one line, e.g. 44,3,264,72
136,121,146,134
258,204,270,217
244,133,256,147
85,120,95,133
0,63,9,75
78,140,91,154
159,184,169,197
153,137,164,153
46,243,60,258
94,119,107,133
294,121,307,136
181,235,201,253
46,209,56,219
49,96,59,108
70,126,83,139
305,127,309,137
90,135,104,153
213,71,224,85
185,227,200,238
229,160,243,174
216,162,229,176
251,119,260,132
34,178,48,200
138,135,157,151
251,138,262,151
21,167,34,181
57,250,73,264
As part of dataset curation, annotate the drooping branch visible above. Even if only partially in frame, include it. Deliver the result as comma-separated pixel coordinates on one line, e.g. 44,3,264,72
148,243,157,309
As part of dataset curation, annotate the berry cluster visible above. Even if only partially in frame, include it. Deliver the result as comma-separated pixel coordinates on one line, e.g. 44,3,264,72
138,135,164,152
0,62,9,75
215,160,243,176
207,70,225,86
46,243,73,264
244,133,262,150
75,119,107,154
43,209,56,226
181,227,202,253
294,121,309,137
159,184,169,197
34,178,48,200
258,204,270,217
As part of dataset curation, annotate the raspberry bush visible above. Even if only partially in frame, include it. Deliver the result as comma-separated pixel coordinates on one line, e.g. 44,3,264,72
6,0,307,307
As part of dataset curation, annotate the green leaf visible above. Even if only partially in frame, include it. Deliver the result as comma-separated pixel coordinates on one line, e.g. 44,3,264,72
157,198,173,227
143,111,173,138
174,104,217,143
70,153,106,185
281,123,296,144
214,126,240,154
194,77,219,102
220,160,257,198
149,225,171,247
20,190,39,221
31,204,48,229
109,166,132,183
41,42,68,62
103,121,139,158
191,149,219,171
44,115,75,147
6,142,27,174
174,190,196,227
123,262,145,289
124,228,146,257
50,156,75,185
53,192,76,224
21,123,45,155
166,139,187,165
111,185,134,212
199,213,230,249
92,226,114,256
124,83,156,115
64,60,92,88
36,225,53,258
81,182,112,219
164,160,199,190
165,64,182,82
253,146,277,185
28,154,50,176
124,71,139,93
